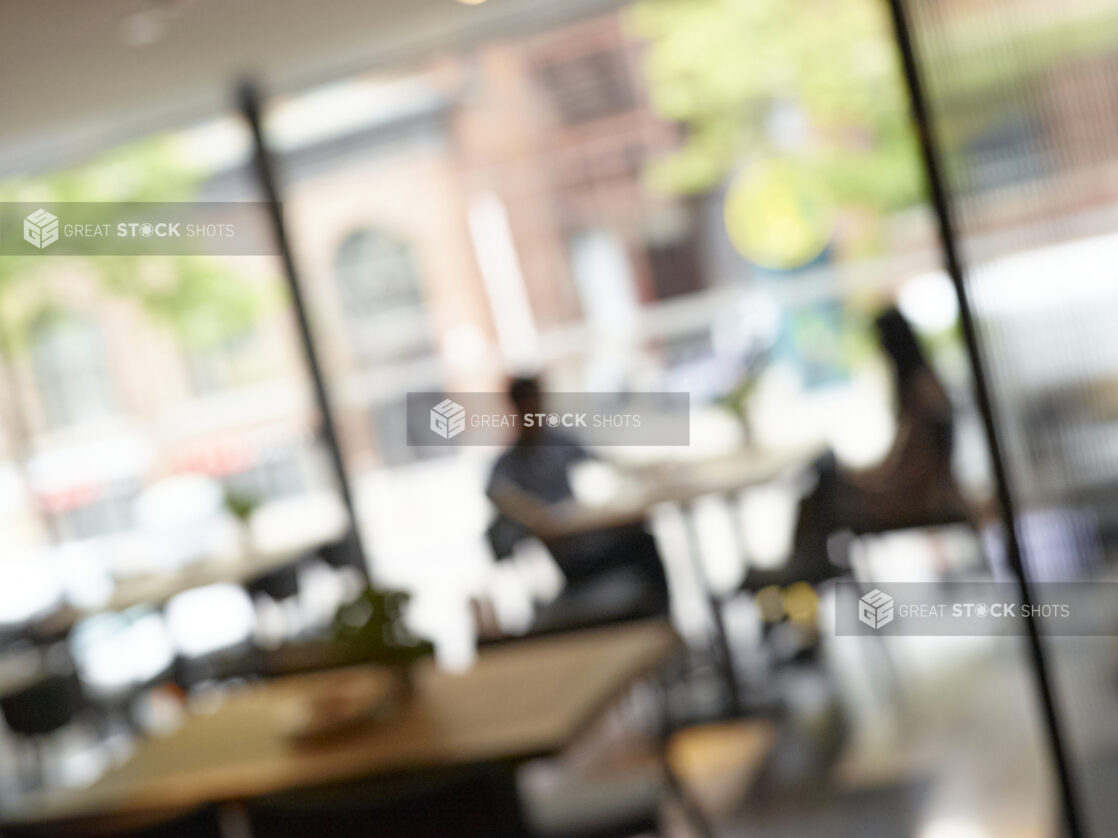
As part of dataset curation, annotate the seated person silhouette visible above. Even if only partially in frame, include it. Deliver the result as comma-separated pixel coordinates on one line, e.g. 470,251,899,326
746,305,969,590
486,377,670,633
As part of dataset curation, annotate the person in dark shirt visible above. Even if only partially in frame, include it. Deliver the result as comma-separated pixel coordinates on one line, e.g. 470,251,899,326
486,377,670,629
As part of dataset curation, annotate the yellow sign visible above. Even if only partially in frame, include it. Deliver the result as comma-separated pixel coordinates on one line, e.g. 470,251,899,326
724,159,834,270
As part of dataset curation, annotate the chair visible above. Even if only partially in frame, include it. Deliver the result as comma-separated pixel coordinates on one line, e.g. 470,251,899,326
246,562,301,602
317,533,368,604
0,670,86,788
839,510,980,610
521,694,775,838
246,560,307,650
483,518,671,641
319,533,363,572
528,562,671,638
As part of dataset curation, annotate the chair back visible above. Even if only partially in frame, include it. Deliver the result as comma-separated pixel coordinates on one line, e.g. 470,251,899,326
1,672,84,738
246,562,301,601
319,534,361,571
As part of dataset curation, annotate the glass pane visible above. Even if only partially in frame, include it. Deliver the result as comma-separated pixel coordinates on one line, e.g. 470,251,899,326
908,0,1118,831
0,2,1076,832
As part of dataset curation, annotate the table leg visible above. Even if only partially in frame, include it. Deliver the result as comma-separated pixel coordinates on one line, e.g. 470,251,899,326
680,501,744,717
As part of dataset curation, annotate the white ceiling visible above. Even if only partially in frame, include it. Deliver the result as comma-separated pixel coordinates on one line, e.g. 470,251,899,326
0,0,624,177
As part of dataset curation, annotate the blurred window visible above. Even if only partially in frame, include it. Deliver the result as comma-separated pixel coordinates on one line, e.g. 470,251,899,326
536,50,636,125
221,452,307,501
51,488,137,541
369,395,453,467
645,231,706,301
186,329,270,394
333,229,430,360
30,316,116,428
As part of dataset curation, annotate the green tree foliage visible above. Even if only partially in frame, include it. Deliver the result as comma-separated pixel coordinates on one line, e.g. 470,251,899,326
0,137,266,354
628,0,924,219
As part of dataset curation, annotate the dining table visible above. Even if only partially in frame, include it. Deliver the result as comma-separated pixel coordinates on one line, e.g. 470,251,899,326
2,619,681,835
539,444,821,540
541,443,822,715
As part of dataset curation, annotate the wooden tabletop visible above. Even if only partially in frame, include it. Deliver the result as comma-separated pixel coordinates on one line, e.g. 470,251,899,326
7,619,679,825
71,520,349,623
541,444,821,538
0,533,345,654
101,545,313,615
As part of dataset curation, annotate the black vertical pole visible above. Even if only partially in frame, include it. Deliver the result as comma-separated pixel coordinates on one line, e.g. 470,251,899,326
238,81,370,580
883,2,1085,835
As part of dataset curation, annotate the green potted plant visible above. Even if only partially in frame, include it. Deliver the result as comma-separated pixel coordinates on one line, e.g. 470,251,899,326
330,586,434,697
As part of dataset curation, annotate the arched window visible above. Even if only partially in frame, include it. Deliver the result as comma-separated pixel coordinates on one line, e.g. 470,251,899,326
333,229,426,345
30,316,115,428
